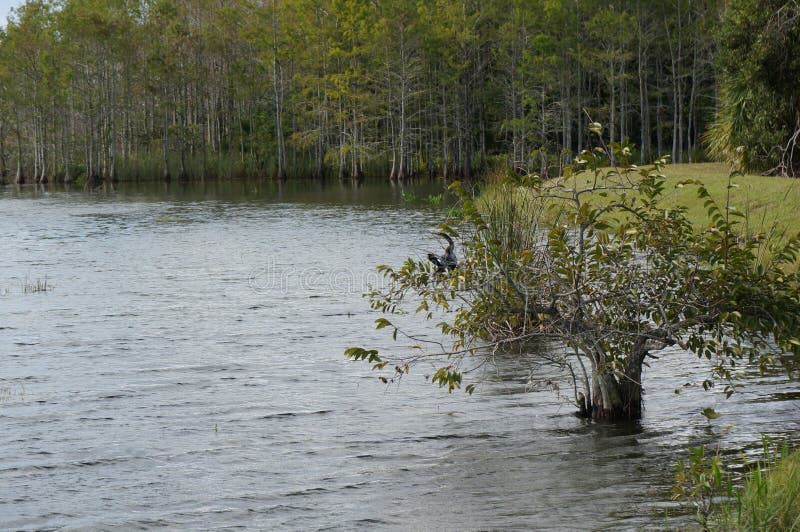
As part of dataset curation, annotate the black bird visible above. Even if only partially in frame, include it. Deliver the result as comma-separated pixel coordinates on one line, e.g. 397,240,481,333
428,232,457,272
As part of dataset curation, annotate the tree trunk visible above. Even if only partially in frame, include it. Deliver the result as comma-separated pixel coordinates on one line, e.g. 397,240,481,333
609,57,616,146
338,124,345,180
351,108,363,181
64,106,72,184
638,33,650,163
178,128,188,182
0,122,6,184
441,85,449,180
272,0,286,180
590,371,642,420
109,70,118,183
687,40,698,163
315,82,327,179
162,104,171,182
32,110,40,183
619,61,626,143
588,348,646,421
15,116,23,184
463,86,473,180
398,46,408,181
178,85,189,182
389,115,397,180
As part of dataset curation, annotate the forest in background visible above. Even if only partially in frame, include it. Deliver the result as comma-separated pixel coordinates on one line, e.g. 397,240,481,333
0,0,747,183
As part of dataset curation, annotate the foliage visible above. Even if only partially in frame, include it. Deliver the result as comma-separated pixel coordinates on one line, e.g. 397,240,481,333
673,436,800,531
426,194,444,206
715,442,800,531
708,0,800,175
399,191,417,204
673,444,731,529
346,123,800,421
0,0,724,182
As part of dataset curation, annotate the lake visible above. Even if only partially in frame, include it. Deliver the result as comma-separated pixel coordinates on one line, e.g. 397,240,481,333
1,179,798,530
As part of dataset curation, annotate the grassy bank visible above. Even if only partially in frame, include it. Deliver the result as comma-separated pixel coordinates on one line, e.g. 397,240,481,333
714,447,800,531
484,162,800,243
659,163,800,238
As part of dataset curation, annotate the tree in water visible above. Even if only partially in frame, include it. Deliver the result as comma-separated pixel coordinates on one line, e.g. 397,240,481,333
347,124,800,421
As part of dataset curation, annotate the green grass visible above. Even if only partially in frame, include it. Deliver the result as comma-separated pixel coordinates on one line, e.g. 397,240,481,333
477,162,800,279
497,162,800,242
658,163,800,240
714,447,800,531
477,183,547,252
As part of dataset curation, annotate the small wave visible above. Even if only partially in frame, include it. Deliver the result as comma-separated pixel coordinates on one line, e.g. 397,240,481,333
74,458,121,467
259,409,333,420
285,487,329,497
401,432,498,443
252,504,315,515
342,481,372,490
127,519,175,529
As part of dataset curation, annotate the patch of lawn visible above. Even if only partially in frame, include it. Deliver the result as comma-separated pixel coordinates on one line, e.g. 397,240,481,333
659,163,800,240
481,162,800,248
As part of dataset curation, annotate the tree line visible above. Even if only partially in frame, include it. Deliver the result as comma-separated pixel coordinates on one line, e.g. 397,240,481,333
0,0,725,184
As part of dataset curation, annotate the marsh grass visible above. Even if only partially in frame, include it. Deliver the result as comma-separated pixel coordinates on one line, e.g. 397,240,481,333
22,275,52,294
477,184,551,252
400,191,417,203
714,446,800,531
427,193,444,206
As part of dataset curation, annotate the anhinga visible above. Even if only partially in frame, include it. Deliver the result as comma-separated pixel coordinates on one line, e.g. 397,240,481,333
428,232,457,272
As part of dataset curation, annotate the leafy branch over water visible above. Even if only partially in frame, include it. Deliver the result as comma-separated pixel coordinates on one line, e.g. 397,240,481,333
347,124,800,422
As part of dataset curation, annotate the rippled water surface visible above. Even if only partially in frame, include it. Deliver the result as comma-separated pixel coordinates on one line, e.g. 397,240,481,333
1,180,798,530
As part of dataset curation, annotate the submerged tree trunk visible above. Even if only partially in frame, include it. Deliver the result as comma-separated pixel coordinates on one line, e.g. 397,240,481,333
579,340,650,421
589,356,644,421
